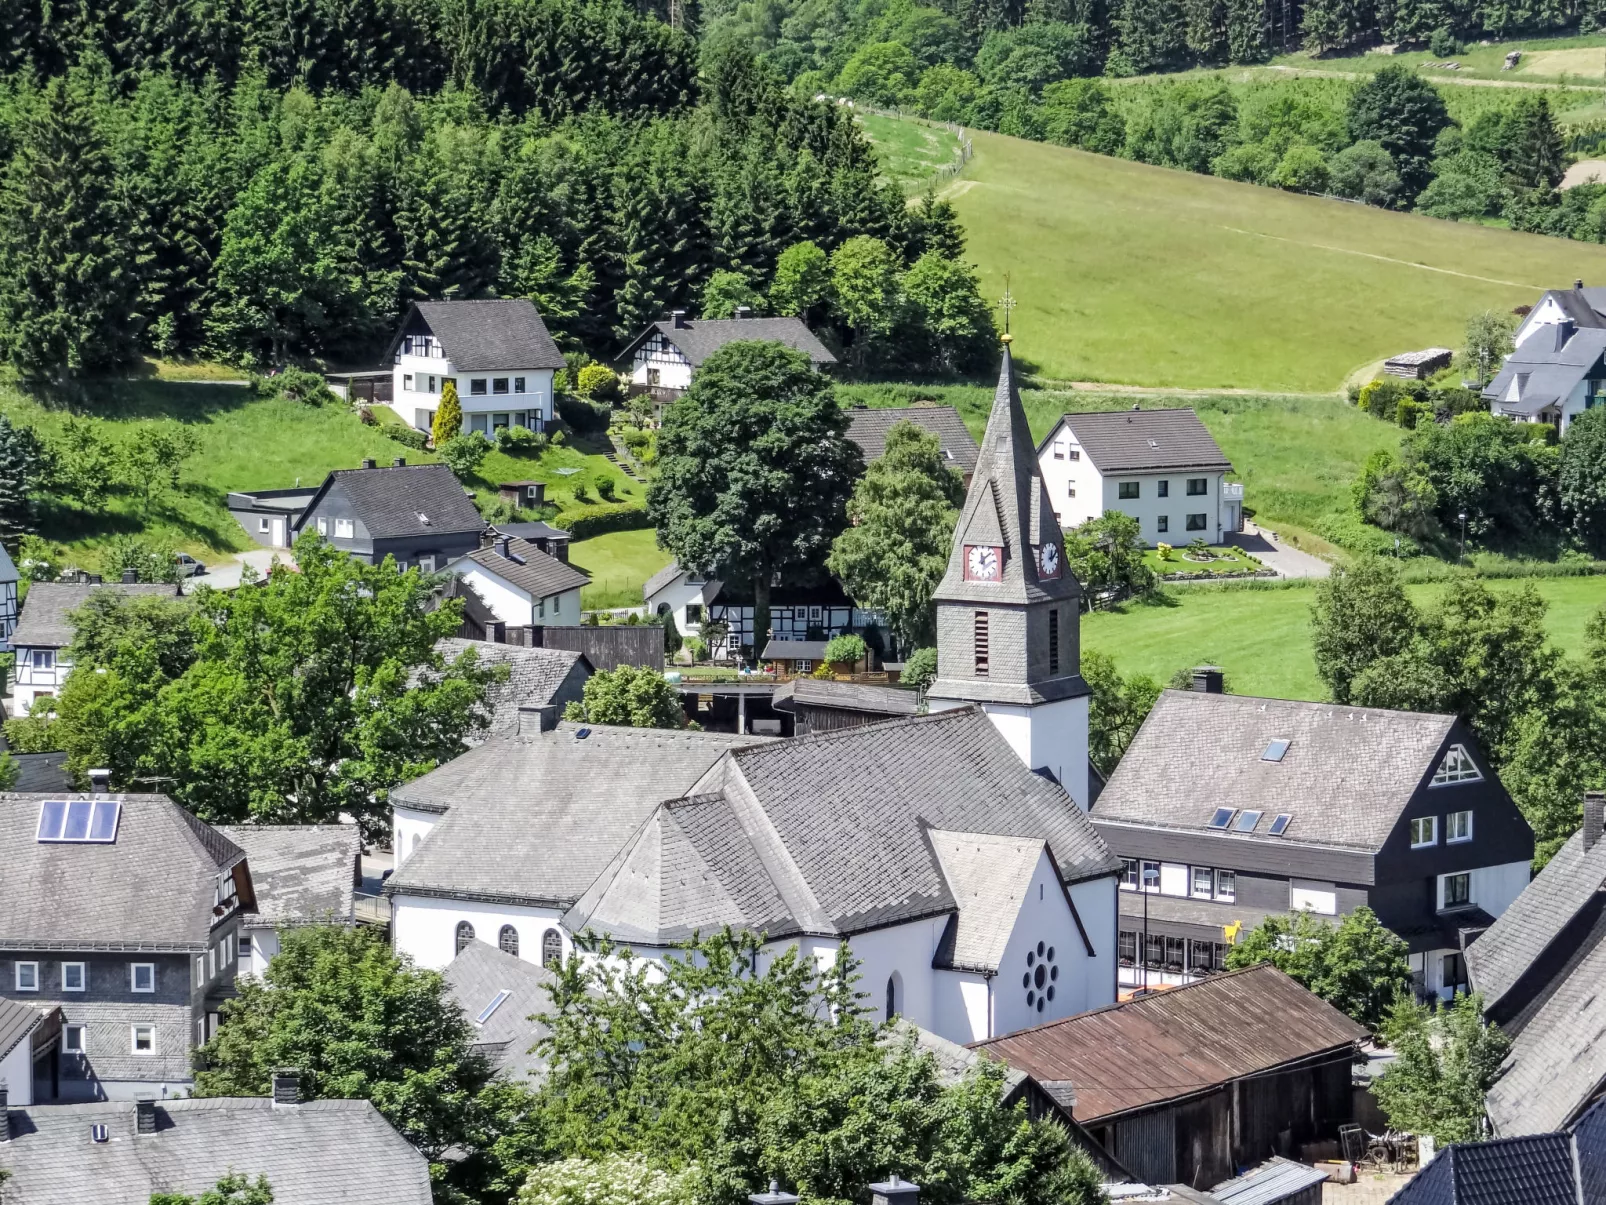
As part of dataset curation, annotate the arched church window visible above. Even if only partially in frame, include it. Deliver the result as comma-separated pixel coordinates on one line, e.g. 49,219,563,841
542,928,563,968
499,925,519,957
455,920,475,955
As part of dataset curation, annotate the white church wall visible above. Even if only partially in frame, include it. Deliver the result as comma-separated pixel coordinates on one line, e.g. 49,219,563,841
393,804,442,868
975,696,1090,810
392,892,570,970
992,849,1106,1037
1065,873,1119,1014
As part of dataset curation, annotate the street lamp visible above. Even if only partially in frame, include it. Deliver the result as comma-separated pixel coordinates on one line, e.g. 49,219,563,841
1458,510,1468,562
1141,865,1159,994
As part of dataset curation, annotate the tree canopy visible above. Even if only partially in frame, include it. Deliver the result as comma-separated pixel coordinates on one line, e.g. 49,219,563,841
1224,906,1411,1030
563,664,687,728
1371,992,1510,1144
151,1174,274,1205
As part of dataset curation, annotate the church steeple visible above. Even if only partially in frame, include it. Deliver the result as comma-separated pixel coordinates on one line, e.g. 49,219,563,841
927,337,1090,804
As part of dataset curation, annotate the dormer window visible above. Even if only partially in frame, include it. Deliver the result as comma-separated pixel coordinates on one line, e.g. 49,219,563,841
1432,744,1482,786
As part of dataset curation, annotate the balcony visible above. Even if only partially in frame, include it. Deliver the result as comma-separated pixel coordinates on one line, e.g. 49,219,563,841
1222,482,1244,501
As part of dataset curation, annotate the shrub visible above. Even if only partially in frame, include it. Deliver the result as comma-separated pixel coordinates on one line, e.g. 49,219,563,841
518,1155,693,1205
1396,399,1424,429
1157,542,1174,560
253,365,335,405
359,406,377,426
575,363,623,404
686,636,709,662
1429,26,1458,57
596,477,616,501
438,431,492,477
432,380,463,446
556,394,610,434
386,424,429,450
824,633,867,665
551,429,566,446
900,646,938,689
558,502,651,540
101,535,182,584
496,425,546,455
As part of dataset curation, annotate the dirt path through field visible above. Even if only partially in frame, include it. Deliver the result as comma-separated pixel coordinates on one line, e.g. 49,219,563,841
1266,62,1606,90
1217,225,1550,289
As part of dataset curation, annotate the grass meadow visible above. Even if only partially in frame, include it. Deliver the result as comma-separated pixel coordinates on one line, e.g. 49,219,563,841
856,111,966,194
570,527,673,609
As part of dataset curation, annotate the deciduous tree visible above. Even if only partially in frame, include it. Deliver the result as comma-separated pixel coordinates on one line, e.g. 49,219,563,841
1346,66,1450,202
563,664,687,728
1225,906,1410,1030
1372,992,1509,1143
1083,650,1161,777
151,1173,275,1205
1310,557,1420,705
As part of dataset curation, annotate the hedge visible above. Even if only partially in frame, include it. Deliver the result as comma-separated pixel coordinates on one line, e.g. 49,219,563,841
558,502,653,540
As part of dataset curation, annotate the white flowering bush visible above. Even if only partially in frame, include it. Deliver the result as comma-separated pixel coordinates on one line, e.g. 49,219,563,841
518,1156,694,1205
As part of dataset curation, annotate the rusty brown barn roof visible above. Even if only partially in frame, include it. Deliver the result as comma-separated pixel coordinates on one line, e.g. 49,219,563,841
969,964,1366,1122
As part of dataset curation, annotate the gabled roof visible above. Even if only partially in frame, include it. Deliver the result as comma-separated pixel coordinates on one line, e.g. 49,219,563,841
771,678,920,717
1093,691,1470,854
970,964,1366,1123
845,406,980,473
386,723,764,906
0,997,48,1064
933,343,1077,608
1386,1131,1580,1205
462,537,591,600
761,639,828,660
621,317,836,368
0,543,16,586
443,939,557,1084
430,637,591,740
9,582,181,650
0,793,248,951
929,830,1049,974
490,520,572,543
214,824,359,928
293,462,485,540
387,298,567,371
1211,1158,1329,1205
1047,408,1232,475
1483,326,1606,411
0,1098,432,1205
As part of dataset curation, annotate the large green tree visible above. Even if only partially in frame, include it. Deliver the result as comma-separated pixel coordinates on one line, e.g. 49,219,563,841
1310,557,1418,705
1225,906,1411,1030
1372,992,1509,1144
0,414,48,547
1346,65,1450,202
563,664,687,728
151,1173,274,1205
648,342,861,661
827,421,964,649
1082,650,1161,777
1560,406,1606,554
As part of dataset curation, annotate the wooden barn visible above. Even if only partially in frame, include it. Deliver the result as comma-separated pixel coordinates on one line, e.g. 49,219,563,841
771,678,920,734
971,965,1365,1192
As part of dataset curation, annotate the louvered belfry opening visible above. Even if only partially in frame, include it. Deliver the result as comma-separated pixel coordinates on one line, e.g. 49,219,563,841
973,611,989,676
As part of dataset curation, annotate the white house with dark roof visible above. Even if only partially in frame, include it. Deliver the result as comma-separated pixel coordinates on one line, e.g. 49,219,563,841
1035,408,1239,545
0,998,60,1106
291,459,485,570
1484,282,1606,434
214,825,361,978
386,298,568,436
9,581,182,716
620,312,836,396
451,535,591,629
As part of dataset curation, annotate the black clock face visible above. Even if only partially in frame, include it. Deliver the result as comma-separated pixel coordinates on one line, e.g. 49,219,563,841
965,545,1000,581
1037,542,1060,578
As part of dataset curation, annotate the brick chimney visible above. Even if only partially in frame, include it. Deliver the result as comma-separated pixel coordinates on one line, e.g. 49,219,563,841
869,1175,920,1205
361,457,376,469
135,1097,158,1135
1191,666,1224,694
393,456,406,467
1585,792,1605,852
271,1069,301,1107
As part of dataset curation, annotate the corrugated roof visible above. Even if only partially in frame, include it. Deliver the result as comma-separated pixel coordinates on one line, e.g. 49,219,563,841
1211,1158,1329,1205
296,462,485,541
971,964,1366,1122
846,406,980,472
464,537,591,600
214,825,359,928
625,317,836,367
389,298,566,370
1053,409,1232,474
9,582,181,650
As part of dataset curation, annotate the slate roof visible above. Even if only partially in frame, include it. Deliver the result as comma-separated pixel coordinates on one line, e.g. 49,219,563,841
1093,691,1461,853
9,582,180,650
0,543,16,586
0,793,247,951
761,639,828,660
970,964,1366,1122
623,317,836,367
845,406,980,473
1484,326,1606,415
771,678,920,717
1466,827,1606,1015
214,825,359,928
0,997,45,1063
644,561,689,601
463,537,591,600
1047,408,1232,475
888,1019,1030,1099
294,461,485,541
432,637,591,739
1211,1159,1329,1205
443,939,557,1085
566,707,1121,944
1386,1132,1580,1205
3,752,71,793
929,831,1047,973
386,723,763,906
0,1098,432,1205
388,298,566,371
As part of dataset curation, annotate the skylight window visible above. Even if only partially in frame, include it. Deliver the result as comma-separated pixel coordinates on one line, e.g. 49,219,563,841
37,800,121,844
1234,809,1264,833
1207,807,1236,829
475,989,512,1025
1262,739,1291,762
1268,813,1293,837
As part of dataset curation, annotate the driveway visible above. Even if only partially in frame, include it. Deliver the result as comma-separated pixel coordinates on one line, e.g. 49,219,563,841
186,547,291,592
1225,523,1332,579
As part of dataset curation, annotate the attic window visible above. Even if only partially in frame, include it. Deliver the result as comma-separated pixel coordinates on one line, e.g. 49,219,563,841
1432,744,1482,786
1234,809,1263,833
417,512,432,527
1262,739,1291,762
1207,807,1236,829
475,989,512,1025
1147,439,1158,449
37,800,121,843
1268,813,1293,836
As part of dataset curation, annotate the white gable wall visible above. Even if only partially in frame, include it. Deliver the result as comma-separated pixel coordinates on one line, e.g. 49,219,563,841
631,335,694,390
0,1026,35,1105
392,892,574,971
646,572,719,636
1037,421,1104,531
393,804,442,868
991,849,1113,1037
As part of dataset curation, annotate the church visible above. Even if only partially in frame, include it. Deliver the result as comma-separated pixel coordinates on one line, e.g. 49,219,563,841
386,340,1121,1043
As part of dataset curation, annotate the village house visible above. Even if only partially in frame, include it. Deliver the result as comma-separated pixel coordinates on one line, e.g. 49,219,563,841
1484,280,1606,434
0,1072,432,1204
0,789,254,1103
287,459,485,568
443,939,556,1087
388,298,567,436
388,340,1123,1047
451,535,591,629
845,403,981,488
8,580,181,717
620,311,836,401
1035,408,1241,545
428,637,592,738
0,544,18,654
644,566,885,662
1091,684,1534,997
213,825,362,978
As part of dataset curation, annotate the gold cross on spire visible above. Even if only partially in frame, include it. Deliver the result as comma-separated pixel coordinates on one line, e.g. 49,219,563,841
998,276,1016,343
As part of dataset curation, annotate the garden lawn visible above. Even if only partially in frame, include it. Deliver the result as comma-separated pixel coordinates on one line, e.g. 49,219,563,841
1144,543,1264,577
930,126,1606,391
856,112,966,195
1081,574,1606,701
0,380,636,569
569,527,672,609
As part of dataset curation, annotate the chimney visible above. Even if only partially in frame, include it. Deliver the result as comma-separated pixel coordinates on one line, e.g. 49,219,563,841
671,310,688,329
0,1085,9,1142
1191,666,1224,694
749,1181,800,1205
498,536,512,559
868,1176,921,1205
88,768,111,794
1577,278,1586,290
734,306,752,319
271,1069,301,1107
393,456,406,467
121,568,139,583
361,457,376,470
1585,792,1605,852
135,1097,158,1135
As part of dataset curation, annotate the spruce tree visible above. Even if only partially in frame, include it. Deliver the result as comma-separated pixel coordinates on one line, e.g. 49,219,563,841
0,414,43,547
0,68,141,381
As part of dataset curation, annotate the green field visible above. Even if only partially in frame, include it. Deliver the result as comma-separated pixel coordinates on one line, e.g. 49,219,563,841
0,381,642,566
570,527,672,609
932,126,1606,391
856,111,966,194
1082,575,1606,700
1271,33,1606,89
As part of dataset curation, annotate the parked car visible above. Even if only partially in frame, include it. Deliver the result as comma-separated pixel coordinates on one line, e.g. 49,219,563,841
175,553,207,577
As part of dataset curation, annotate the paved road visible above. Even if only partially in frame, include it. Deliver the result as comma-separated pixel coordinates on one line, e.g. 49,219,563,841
1226,523,1332,579
185,547,289,592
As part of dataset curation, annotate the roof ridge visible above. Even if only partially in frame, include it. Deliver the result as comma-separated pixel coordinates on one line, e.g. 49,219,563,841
1161,689,1458,724
731,704,975,758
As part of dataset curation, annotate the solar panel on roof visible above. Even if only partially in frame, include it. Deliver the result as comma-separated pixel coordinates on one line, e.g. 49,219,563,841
1262,738,1291,762
36,799,120,844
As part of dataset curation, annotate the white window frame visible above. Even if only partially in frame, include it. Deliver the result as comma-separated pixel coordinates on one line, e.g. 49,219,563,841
33,648,54,670
195,955,205,988
131,1024,155,1054
1447,810,1474,843
1410,816,1437,848
317,517,329,535
15,961,38,991
1120,858,1138,890
1139,859,1160,894
334,518,355,539
130,962,155,993
1191,866,1214,899
403,373,414,391
1433,744,1483,786
62,962,85,992
258,516,270,533
1053,440,1065,460
1215,870,1236,902
1441,871,1472,910
63,1024,85,1053
1067,448,1080,460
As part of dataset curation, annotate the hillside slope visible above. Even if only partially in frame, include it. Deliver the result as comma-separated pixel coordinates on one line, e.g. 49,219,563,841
941,127,1606,391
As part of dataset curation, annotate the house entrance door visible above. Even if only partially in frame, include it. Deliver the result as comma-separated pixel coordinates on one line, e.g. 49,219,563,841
270,517,287,546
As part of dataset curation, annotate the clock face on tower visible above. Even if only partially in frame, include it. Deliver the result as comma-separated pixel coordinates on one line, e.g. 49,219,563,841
1036,542,1061,579
965,545,1001,581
